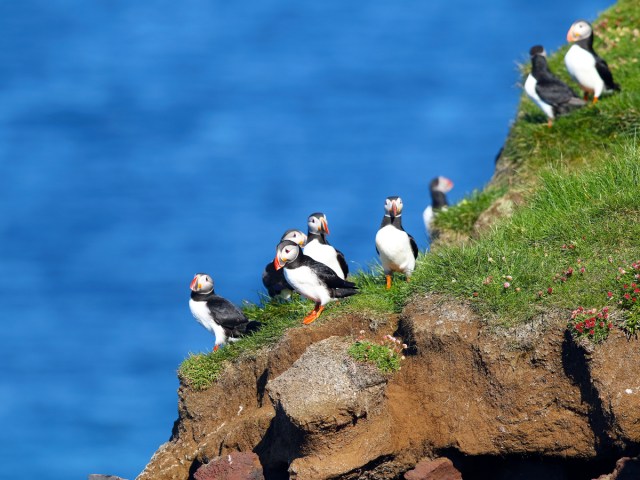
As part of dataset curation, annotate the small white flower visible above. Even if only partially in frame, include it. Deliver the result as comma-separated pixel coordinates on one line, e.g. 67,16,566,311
625,388,633,394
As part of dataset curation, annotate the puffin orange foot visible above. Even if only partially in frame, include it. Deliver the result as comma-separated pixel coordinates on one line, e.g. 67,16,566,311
303,305,324,325
593,97,599,104
547,119,553,128
385,275,392,290
213,345,219,352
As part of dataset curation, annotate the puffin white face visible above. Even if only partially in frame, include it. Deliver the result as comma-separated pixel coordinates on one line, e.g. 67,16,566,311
190,273,214,293
567,20,592,42
281,229,307,246
434,176,454,193
384,196,403,217
274,240,300,270
307,213,329,235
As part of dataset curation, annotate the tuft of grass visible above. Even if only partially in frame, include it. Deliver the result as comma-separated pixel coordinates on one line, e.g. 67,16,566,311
433,186,508,235
347,334,406,373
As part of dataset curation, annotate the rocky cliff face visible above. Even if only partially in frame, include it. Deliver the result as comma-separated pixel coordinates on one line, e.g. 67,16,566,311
138,294,640,479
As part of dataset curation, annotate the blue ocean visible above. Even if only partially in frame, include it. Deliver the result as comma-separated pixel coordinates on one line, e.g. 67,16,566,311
0,1,613,478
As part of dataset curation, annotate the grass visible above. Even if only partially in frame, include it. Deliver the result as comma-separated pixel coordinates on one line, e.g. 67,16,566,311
433,186,508,235
179,0,640,389
347,334,406,374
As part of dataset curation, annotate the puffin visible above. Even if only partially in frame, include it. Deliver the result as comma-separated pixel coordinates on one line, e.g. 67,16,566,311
376,196,419,289
524,45,587,127
274,240,358,324
565,20,620,104
189,273,260,350
423,176,454,237
303,212,349,279
262,229,307,299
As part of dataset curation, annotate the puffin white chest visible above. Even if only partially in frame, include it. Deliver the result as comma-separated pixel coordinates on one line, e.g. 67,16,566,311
564,45,602,95
189,299,227,346
375,225,416,275
524,74,555,118
283,266,332,305
303,240,345,279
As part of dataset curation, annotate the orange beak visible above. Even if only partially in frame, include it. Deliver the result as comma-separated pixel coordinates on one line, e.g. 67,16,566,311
567,27,575,42
392,201,398,217
274,256,283,270
321,217,330,235
444,178,454,192
189,275,198,291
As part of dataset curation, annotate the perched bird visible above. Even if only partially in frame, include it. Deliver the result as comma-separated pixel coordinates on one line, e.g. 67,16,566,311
423,176,454,237
274,240,358,324
525,45,587,127
565,20,620,104
303,212,349,279
262,229,307,299
376,196,419,289
189,273,260,350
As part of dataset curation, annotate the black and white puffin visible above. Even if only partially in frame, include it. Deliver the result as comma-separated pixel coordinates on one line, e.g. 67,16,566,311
525,45,587,127
565,20,620,104
189,273,260,350
422,176,454,237
303,212,349,279
274,240,357,324
262,229,307,299
376,196,419,289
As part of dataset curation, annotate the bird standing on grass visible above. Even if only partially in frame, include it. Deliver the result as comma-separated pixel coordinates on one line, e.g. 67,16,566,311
524,45,587,127
274,240,358,324
376,196,419,289
303,212,349,279
189,273,260,350
262,229,307,299
565,19,620,104
423,176,454,237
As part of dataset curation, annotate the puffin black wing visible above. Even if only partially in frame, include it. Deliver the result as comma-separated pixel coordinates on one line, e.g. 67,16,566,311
335,248,349,278
301,256,358,298
408,234,419,259
594,55,620,91
206,296,254,337
535,77,577,106
262,261,291,297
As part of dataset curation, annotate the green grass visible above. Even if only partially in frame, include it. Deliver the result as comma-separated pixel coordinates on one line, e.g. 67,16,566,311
347,337,406,374
408,149,640,326
433,186,508,235
179,0,640,389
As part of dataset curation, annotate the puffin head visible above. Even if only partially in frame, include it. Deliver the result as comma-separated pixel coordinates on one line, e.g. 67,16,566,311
307,212,329,235
430,176,454,194
281,229,307,247
567,20,592,43
384,196,403,218
190,273,214,294
274,240,300,270
529,45,546,58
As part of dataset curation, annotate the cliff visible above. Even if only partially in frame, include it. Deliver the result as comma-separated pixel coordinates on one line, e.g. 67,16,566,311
137,1,640,478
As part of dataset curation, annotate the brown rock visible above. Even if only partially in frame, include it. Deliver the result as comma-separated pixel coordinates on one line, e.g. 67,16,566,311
265,336,390,479
193,452,264,480
593,456,640,480
404,458,462,480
